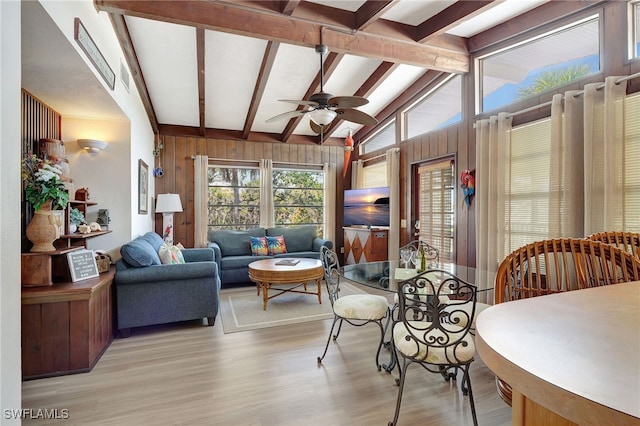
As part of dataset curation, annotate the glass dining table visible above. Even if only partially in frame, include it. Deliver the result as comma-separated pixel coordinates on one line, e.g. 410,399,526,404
341,260,478,294
340,260,484,372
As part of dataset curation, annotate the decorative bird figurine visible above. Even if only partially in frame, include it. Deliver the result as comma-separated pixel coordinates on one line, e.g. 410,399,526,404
460,169,475,206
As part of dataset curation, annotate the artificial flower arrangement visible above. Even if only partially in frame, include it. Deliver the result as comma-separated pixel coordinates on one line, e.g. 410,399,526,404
21,154,69,210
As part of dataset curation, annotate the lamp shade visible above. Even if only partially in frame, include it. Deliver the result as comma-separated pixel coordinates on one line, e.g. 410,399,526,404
309,109,337,126
77,139,108,152
155,193,183,213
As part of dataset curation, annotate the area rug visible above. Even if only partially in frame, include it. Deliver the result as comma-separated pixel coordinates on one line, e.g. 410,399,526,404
219,282,364,333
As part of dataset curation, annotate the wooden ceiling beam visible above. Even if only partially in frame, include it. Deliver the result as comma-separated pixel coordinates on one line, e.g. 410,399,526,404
243,41,280,140
107,13,159,134
416,1,500,42
95,0,469,72
355,0,400,30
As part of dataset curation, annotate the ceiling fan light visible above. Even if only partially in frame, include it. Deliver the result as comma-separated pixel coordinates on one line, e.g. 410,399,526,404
309,109,337,126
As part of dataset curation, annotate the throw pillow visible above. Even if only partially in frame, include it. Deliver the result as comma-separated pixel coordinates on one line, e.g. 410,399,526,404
120,239,161,267
158,244,186,264
250,236,268,256
266,235,287,255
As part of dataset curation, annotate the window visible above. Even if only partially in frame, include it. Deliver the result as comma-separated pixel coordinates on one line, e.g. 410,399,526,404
406,74,462,139
507,119,553,250
207,166,260,230
207,165,325,233
360,119,395,155
631,1,640,59
362,162,387,188
417,159,455,263
273,169,324,231
477,16,600,113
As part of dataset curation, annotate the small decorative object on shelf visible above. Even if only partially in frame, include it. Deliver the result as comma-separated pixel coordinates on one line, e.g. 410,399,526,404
75,187,90,201
78,223,92,234
97,209,110,228
22,154,69,252
69,207,85,233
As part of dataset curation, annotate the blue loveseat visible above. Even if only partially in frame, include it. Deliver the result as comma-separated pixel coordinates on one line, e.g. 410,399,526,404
115,232,221,337
208,225,333,286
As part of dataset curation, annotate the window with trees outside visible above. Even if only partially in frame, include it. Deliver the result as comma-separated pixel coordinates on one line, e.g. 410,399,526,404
417,159,455,263
477,15,600,113
207,166,324,234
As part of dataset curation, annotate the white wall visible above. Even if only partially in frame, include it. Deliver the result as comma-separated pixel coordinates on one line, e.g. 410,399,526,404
39,0,156,239
0,0,23,422
62,117,131,261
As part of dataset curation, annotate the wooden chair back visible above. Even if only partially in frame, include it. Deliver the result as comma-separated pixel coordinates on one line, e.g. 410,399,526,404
587,231,640,259
495,238,640,304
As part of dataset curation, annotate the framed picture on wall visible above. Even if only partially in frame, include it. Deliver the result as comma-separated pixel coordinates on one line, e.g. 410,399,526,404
138,159,148,214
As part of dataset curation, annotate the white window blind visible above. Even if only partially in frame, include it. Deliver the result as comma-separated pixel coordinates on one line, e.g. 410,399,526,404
508,118,552,251
362,162,387,188
620,92,639,230
418,159,455,263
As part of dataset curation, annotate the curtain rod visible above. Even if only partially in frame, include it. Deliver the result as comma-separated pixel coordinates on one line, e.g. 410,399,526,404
191,156,323,168
505,71,640,119
361,148,398,163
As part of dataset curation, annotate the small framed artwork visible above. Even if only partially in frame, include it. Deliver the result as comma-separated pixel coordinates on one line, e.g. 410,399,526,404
138,159,149,214
52,210,65,236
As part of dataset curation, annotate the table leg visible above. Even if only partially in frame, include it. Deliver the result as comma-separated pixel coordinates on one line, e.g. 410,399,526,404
262,283,269,310
316,278,322,304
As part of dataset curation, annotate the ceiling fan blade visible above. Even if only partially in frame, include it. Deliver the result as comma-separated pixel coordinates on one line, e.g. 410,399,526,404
309,119,323,134
279,99,319,107
336,108,379,126
265,109,308,123
329,96,369,109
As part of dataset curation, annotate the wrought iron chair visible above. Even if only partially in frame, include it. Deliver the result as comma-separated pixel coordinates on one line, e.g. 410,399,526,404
587,231,640,259
493,238,640,406
388,269,478,426
317,246,390,370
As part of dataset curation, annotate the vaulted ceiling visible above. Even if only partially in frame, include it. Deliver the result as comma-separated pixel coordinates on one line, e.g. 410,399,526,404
93,0,577,145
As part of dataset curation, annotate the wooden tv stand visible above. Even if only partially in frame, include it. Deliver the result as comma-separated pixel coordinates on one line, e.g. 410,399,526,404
21,267,115,380
344,226,388,264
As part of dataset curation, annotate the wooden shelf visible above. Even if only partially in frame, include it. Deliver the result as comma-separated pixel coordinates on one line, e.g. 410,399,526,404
55,230,112,249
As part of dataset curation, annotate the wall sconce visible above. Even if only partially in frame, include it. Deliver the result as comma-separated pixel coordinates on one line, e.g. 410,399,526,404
155,193,183,245
77,139,108,153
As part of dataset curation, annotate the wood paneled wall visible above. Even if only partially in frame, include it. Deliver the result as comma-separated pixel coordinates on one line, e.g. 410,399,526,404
153,136,345,250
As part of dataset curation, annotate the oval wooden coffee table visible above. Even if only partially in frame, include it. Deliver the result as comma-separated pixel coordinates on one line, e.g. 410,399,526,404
248,258,324,310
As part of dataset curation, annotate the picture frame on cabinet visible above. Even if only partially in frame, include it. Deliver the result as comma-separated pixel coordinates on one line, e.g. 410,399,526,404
138,159,148,214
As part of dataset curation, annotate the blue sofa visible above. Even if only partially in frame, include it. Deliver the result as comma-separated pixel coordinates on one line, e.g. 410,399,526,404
208,225,333,286
115,232,221,337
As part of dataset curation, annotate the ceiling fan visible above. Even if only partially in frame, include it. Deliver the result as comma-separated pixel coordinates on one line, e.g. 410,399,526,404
265,44,379,135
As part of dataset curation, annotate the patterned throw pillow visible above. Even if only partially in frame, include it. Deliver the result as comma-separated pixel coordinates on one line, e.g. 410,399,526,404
250,236,268,256
158,244,186,264
266,235,287,255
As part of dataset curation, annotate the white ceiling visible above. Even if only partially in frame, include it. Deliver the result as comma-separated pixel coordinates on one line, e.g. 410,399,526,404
22,0,554,144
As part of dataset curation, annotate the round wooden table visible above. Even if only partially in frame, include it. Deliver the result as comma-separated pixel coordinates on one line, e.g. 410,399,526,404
476,282,640,426
248,258,324,310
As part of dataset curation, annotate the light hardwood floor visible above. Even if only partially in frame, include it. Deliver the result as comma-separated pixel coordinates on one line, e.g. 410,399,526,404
22,292,511,426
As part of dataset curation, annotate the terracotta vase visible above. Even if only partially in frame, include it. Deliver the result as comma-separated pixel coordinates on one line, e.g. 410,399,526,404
26,200,61,252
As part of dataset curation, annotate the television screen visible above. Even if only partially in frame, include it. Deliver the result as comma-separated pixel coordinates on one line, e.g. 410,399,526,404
343,187,390,227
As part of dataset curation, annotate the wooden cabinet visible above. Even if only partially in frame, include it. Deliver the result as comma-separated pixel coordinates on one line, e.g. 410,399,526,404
344,227,388,265
21,268,115,380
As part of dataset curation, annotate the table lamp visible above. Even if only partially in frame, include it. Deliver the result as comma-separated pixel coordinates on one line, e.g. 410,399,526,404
155,193,183,245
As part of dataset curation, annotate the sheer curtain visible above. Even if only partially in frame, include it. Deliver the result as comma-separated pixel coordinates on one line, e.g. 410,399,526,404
259,159,274,228
323,162,336,244
386,148,400,261
548,91,584,237
584,77,627,233
475,113,512,297
351,159,364,189
193,155,209,247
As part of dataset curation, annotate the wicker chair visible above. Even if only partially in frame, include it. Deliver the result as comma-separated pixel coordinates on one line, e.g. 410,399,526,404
587,231,640,259
493,238,640,406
